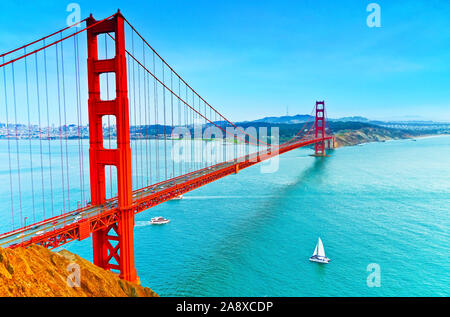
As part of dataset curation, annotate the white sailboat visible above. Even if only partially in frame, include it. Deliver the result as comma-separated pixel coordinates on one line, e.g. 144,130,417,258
309,237,330,264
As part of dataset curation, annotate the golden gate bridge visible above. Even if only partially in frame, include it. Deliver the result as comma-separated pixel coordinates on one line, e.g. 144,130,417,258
0,11,334,283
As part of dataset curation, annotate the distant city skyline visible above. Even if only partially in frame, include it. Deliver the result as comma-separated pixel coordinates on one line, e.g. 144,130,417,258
1,1,449,122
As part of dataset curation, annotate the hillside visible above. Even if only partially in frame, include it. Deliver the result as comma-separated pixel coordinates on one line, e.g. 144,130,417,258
233,121,426,144
0,245,158,297
333,126,415,147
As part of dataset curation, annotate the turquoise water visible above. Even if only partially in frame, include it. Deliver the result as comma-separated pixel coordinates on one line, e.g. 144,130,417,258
3,136,450,296
65,135,450,296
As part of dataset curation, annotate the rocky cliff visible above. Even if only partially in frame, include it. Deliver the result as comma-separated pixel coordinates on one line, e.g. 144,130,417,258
333,126,416,148
0,245,158,297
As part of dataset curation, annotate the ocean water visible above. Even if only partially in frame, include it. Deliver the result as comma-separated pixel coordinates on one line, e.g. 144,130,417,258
2,136,450,296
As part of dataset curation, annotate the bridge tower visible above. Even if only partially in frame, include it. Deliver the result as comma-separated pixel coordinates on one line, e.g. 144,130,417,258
86,11,137,282
314,101,326,156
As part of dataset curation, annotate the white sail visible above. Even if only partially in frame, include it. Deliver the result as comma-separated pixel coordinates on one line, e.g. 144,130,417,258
312,244,318,256
317,237,326,257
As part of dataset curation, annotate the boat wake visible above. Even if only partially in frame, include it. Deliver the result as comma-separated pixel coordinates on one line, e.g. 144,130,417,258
135,221,153,227
183,195,272,200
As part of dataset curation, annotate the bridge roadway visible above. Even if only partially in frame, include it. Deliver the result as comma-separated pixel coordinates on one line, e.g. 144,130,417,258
0,136,332,250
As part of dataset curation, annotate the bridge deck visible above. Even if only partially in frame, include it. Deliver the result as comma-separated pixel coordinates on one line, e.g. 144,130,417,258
0,136,332,250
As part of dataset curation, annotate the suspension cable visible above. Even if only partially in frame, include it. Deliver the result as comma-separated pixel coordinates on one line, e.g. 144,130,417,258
0,14,115,68
122,18,267,146
0,18,88,59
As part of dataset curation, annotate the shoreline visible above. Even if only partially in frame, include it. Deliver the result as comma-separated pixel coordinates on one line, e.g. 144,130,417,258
335,132,450,149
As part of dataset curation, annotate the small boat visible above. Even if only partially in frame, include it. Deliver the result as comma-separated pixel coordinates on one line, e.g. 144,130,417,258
309,237,330,264
172,194,183,200
150,216,170,225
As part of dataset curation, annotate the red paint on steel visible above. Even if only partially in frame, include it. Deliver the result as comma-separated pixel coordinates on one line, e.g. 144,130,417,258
9,136,332,250
78,221,91,240
86,11,137,282
314,101,326,156
0,11,334,284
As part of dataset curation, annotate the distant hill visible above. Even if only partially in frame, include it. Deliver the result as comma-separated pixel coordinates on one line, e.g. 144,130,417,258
332,116,370,122
251,114,372,124
252,114,315,124
248,114,450,127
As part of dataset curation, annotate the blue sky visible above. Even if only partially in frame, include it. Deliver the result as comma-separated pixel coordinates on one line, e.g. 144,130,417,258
1,0,449,122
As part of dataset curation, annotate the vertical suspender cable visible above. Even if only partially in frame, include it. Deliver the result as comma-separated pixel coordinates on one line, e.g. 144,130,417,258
162,64,167,180
146,66,152,185
178,77,181,176
131,32,138,190
43,40,55,216
137,53,143,186
3,57,15,229
74,34,85,205
55,43,66,214
24,48,36,222
60,35,71,211
142,41,149,186
74,35,83,205
105,34,113,198
153,52,159,182
191,90,194,172
35,53,46,221
184,84,187,173
170,71,174,178
11,63,23,227
200,99,203,168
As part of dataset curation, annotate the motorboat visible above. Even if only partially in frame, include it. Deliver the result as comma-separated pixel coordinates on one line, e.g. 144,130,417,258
172,195,183,200
150,216,170,225
309,237,330,264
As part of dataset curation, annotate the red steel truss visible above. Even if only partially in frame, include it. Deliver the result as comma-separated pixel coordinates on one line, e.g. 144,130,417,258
8,135,333,250
0,9,335,283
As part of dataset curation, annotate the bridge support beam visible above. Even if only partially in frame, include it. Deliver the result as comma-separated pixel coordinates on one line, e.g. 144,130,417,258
87,11,137,283
314,101,326,156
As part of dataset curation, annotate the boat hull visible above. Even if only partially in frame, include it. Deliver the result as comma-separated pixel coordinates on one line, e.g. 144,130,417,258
309,256,330,264
150,220,170,225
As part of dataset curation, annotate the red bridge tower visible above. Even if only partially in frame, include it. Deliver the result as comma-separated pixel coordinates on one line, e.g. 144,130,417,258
314,101,326,156
86,12,137,282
